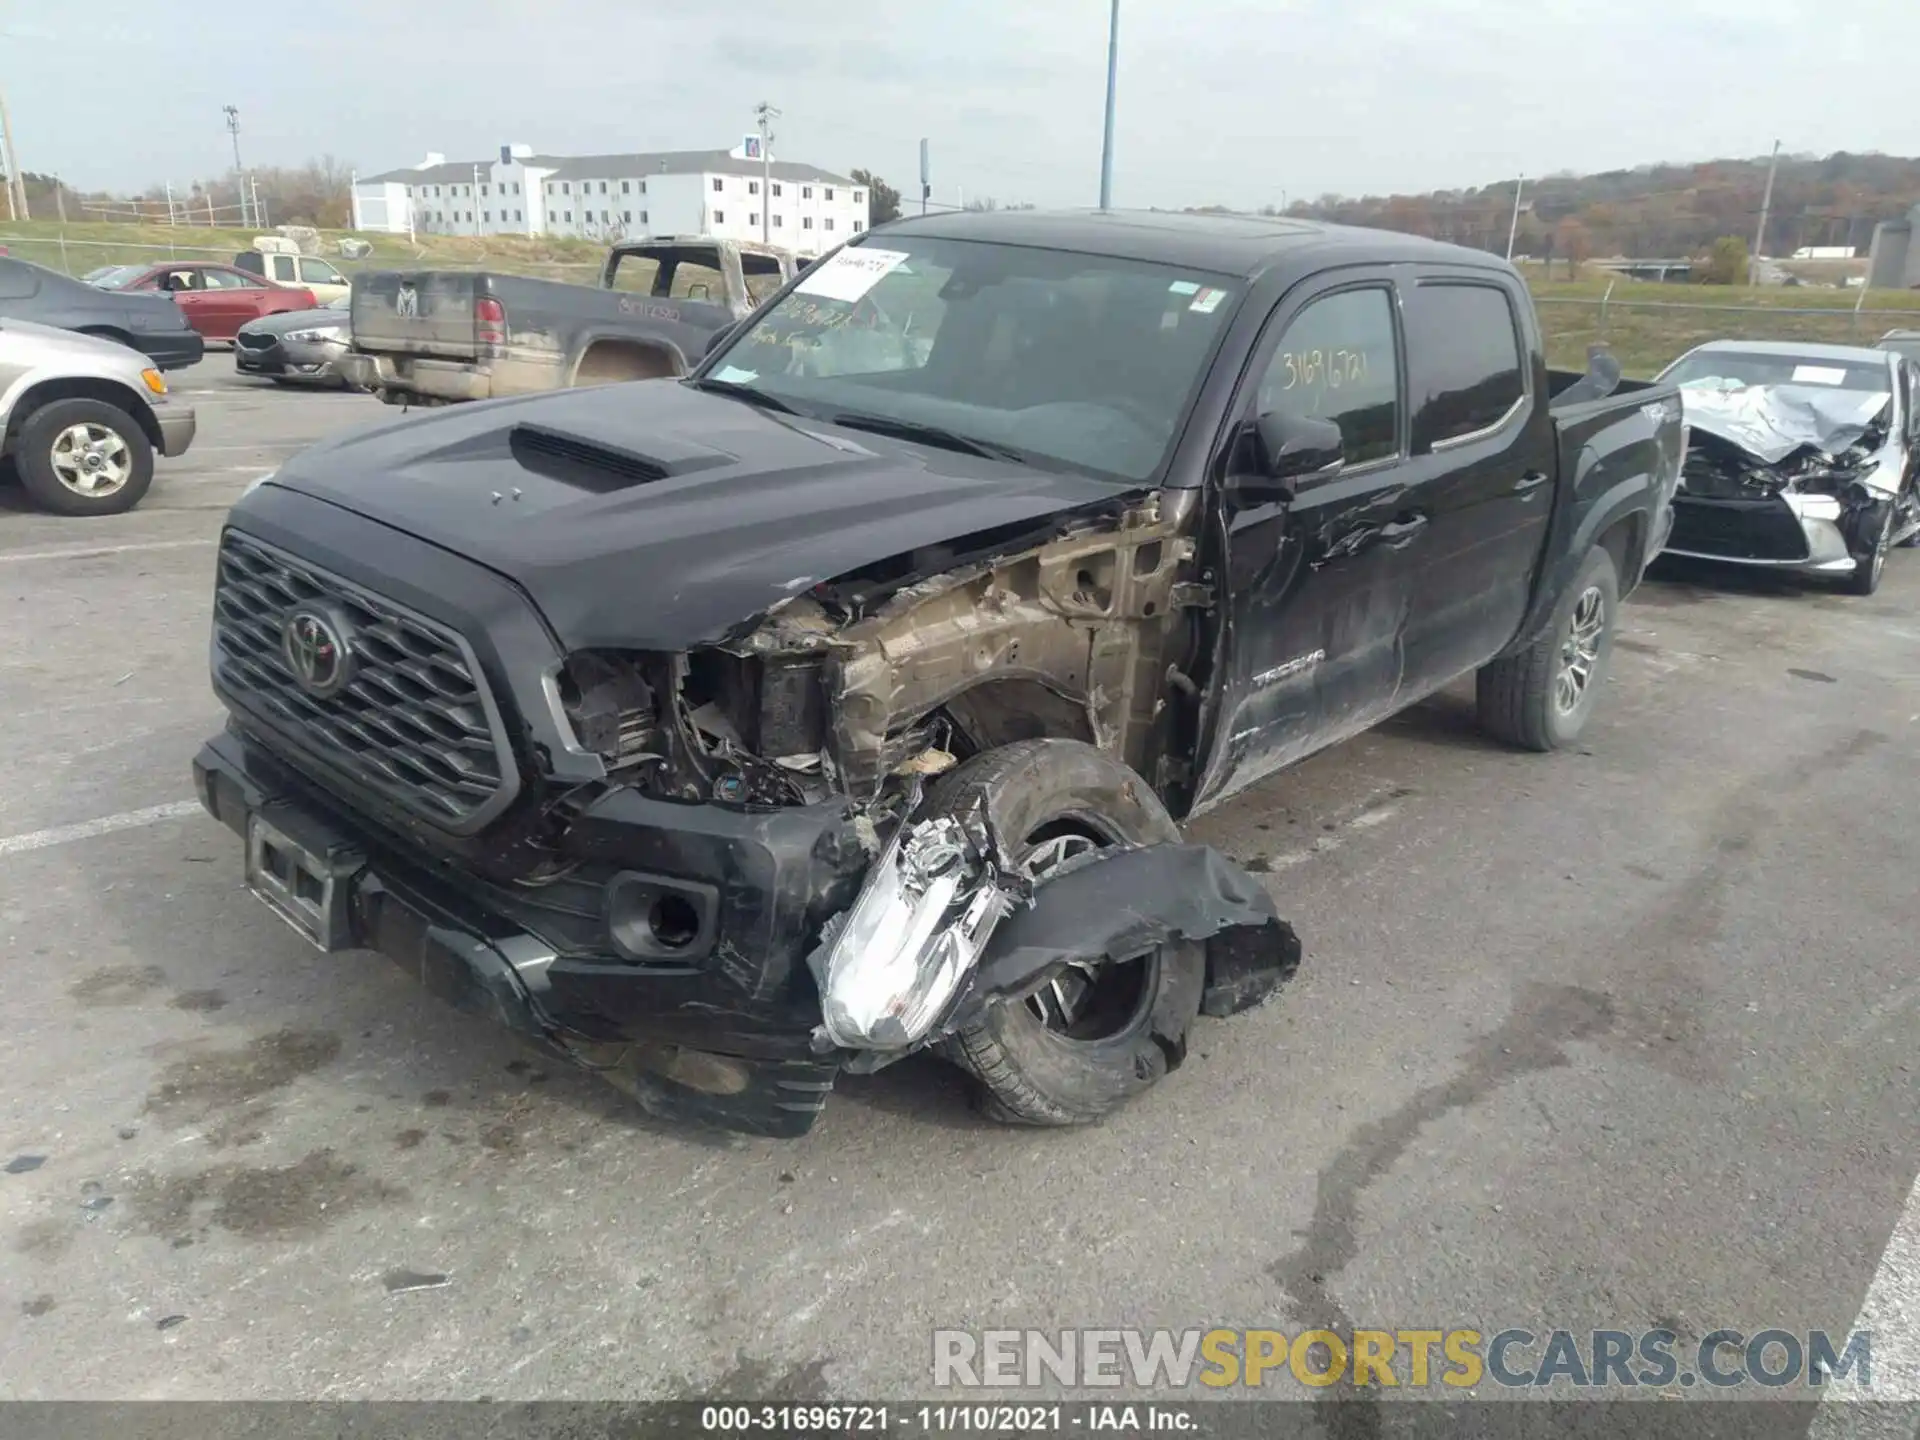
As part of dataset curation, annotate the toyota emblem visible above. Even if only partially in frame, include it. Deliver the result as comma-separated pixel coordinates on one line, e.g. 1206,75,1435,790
281,606,354,698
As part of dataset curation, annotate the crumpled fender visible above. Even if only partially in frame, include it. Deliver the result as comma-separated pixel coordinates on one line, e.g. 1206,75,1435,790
945,842,1302,1028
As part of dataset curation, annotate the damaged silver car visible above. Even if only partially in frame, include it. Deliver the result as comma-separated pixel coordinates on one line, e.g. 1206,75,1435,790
1659,340,1920,595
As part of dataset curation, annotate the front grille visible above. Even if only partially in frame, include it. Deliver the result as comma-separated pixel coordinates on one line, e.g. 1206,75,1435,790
1668,497,1810,562
212,531,513,828
236,332,278,351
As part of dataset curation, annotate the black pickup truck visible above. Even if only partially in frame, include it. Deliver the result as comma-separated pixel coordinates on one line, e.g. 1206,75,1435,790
338,238,802,407
194,211,1683,1138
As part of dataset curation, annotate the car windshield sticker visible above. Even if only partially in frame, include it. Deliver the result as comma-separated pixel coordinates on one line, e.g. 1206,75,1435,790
712,365,759,383
794,247,911,304
1168,280,1201,296
1190,287,1227,314
1791,365,1847,386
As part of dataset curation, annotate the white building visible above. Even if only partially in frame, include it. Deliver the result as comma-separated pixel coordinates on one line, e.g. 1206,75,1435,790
351,142,870,256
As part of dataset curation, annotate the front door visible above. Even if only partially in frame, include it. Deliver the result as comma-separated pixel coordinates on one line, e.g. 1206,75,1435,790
1192,271,1417,812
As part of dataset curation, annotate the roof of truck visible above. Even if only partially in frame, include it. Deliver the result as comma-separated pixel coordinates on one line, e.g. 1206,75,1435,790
870,208,1516,280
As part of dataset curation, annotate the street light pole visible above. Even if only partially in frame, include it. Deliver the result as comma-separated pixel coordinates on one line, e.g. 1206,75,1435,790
1750,138,1781,287
1506,174,1526,261
224,105,248,227
754,101,780,245
1098,0,1119,209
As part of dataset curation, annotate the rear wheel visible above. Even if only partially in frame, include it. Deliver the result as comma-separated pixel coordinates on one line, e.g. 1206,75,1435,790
926,739,1205,1127
1477,545,1619,752
14,398,154,516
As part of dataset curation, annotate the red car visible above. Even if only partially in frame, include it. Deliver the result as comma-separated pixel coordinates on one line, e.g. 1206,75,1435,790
88,261,318,342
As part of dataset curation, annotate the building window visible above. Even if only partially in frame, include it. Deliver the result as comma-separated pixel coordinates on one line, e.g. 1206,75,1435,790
640,210,648,224
484,211,491,222
435,211,444,222
773,214,783,228
405,186,414,197
854,190,864,204
824,218,834,231
482,184,490,196
802,216,813,229
514,209,522,221
802,185,812,199
564,182,572,194
546,183,553,194
714,209,725,223
748,180,759,195
639,181,647,194
601,210,609,223
824,187,834,201
749,212,758,227
598,181,607,193
622,180,630,194
514,182,522,194
565,210,572,222
712,177,724,192
852,219,864,232
623,210,632,223
771,182,782,197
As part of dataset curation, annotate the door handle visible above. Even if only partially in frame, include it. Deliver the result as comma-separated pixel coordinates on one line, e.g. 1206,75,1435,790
1513,471,1549,494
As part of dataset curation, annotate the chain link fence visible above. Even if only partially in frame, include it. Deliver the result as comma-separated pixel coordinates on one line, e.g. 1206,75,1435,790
1532,291,1920,377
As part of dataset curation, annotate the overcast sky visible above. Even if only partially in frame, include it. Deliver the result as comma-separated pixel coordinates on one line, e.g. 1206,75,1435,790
7,0,1913,208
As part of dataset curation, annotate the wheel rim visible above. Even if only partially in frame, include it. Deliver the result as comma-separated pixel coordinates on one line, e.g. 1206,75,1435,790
49,422,132,497
1018,823,1154,1041
1555,585,1607,716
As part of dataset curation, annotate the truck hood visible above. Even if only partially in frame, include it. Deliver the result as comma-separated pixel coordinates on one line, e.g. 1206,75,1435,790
256,380,1141,652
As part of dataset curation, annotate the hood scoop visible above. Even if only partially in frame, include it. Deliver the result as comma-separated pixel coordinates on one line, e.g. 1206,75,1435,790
507,422,732,493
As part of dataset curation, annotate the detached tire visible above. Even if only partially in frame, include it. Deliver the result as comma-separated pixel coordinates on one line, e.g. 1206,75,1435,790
925,739,1205,1127
1477,545,1619,752
14,398,155,517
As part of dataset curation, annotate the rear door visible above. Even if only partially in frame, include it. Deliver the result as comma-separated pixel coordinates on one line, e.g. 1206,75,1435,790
1195,268,1417,808
1393,270,1551,690
192,267,270,340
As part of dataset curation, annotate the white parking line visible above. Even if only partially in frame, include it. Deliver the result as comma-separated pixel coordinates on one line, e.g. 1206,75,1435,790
0,538,214,565
0,801,203,858
1807,1173,1920,1430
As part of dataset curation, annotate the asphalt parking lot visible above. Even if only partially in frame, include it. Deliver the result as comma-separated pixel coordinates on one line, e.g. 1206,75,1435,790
0,367,1915,1418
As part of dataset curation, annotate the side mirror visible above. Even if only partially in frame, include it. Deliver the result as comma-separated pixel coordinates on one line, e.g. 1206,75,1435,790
1229,414,1344,505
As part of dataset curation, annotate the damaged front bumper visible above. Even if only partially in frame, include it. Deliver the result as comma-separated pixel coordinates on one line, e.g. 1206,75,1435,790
196,725,1300,1138
1664,491,1873,574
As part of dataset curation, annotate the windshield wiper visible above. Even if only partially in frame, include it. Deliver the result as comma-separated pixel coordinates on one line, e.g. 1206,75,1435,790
685,376,801,415
827,412,1028,464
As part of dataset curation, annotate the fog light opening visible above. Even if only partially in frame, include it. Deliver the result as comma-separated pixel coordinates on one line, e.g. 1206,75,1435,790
648,894,700,950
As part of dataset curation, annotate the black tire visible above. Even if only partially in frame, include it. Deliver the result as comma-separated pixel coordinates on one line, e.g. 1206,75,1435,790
925,739,1206,1127
1477,545,1620,752
1844,503,1894,595
14,398,155,517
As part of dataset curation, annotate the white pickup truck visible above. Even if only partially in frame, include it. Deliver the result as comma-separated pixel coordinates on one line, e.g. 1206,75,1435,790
232,237,352,304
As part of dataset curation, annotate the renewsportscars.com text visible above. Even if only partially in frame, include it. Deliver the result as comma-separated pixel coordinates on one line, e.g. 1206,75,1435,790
932,1328,1873,1391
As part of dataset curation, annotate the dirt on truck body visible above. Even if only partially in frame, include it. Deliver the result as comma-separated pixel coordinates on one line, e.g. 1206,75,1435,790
195,211,1682,1136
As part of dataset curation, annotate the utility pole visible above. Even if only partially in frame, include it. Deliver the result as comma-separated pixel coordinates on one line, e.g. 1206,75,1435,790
1751,138,1781,287
224,105,248,227
0,86,27,220
753,101,779,244
919,138,930,216
1098,0,1119,209
1506,174,1526,261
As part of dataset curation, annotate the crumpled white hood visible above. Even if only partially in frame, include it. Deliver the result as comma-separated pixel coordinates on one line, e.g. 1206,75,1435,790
1678,378,1891,465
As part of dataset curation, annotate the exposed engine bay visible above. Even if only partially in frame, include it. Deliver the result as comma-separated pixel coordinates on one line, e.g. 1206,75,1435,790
541,496,1295,1062
1678,380,1898,504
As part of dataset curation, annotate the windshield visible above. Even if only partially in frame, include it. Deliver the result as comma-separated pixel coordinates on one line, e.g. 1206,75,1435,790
1880,335,1920,362
702,236,1245,482
1662,349,1891,400
88,265,149,290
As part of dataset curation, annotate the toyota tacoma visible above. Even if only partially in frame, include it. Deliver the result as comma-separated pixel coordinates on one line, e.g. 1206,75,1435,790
194,211,1683,1137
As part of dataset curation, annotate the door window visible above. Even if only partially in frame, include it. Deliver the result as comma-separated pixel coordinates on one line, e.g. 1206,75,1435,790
1406,283,1526,449
201,268,259,289
1256,287,1402,467
299,258,343,285
268,254,297,283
